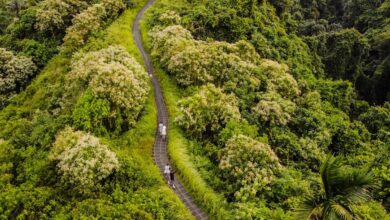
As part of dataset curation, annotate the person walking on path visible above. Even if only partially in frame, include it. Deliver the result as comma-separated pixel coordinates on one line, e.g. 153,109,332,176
164,163,171,183
159,123,163,136
161,125,167,141
169,169,176,189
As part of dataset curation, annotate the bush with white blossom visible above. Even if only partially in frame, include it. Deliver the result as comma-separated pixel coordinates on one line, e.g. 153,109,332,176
50,127,119,194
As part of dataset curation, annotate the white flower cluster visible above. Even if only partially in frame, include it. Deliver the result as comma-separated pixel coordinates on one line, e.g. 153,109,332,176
252,92,297,126
219,135,281,202
35,0,94,32
158,10,181,26
175,84,241,138
69,46,150,127
63,0,126,50
0,48,37,94
151,25,263,87
51,127,119,194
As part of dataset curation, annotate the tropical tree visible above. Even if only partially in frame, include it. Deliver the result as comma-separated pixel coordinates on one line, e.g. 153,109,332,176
295,155,375,220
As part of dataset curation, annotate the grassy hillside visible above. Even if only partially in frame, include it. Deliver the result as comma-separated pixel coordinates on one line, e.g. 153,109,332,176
141,0,390,219
0,0,193,218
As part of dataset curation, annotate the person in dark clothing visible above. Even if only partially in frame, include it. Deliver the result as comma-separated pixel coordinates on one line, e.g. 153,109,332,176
169,170,175,189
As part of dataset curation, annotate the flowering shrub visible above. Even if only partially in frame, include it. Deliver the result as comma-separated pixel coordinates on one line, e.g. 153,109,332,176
150,25,194,66
158,10,181,26
259,59,300,98
151,25,263,87
35,0,92,33
219,135,281,202
252,92,296,126
0,48,37,94
168,41,261,86
175,84,241,139
63,0,126,50
69,46,150,133
51,127,119,194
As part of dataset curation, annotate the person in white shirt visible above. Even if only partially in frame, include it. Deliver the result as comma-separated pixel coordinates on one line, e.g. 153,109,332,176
161,125,167,140
159,123,163,136
164,163,171,183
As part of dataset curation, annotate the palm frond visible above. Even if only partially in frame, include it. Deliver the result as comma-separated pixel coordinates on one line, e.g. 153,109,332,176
330,202,353,220
321,155,343,199
336,169,374,203
293,195,323,220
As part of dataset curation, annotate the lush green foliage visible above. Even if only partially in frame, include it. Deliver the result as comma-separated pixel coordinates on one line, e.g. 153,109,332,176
62,0,126,51
295,155,375,220
1,0,389,219
0,0,132,109
0,2,194,219
145,1,390,218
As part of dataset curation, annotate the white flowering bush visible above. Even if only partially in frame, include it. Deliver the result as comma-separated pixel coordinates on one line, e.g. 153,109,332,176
35,0,92,33
51,127,119,194
252,92,297,126
151,25,262,87
168,41,261,86
69,46,150,133
259,59,300,99
150,25,194,66
158,10,181,26
63,0,126,50
219,135,281,202
0,48,37,94
175,84,241,139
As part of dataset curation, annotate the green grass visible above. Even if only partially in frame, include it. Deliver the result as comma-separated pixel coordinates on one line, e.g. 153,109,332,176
0,0,194,218
140,3,231,218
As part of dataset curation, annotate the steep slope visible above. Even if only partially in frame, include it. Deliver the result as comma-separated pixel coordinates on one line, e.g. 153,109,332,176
0,1,193,218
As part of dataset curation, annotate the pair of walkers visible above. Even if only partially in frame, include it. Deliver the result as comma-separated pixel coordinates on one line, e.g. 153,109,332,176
164,164,175,189
159,123,167,140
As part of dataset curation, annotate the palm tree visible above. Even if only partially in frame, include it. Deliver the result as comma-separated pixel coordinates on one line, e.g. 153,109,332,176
295,155,375,220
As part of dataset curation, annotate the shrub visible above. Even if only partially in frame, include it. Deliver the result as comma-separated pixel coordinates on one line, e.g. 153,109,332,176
252,92,296,126
305,28,369,83
359,104,390,133
68,46,150,134
219,134,281,202
151,25,263,87
269,127,325,170
50,127,119,194
175,84,241,139
0,48,37,94
158,10,181,26
62,0,126,50
259,59,300,99
17,39,57,68
70,199,153,219
35,0,92,34
150,25,194,66
311,79,354,112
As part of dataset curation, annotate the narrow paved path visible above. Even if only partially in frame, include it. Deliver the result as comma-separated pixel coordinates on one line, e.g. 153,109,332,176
132,1,208,219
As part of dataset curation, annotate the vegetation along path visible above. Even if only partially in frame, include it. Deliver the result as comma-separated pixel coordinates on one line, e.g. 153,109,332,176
132,1,208,219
